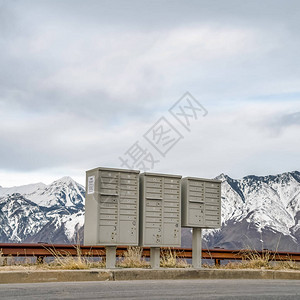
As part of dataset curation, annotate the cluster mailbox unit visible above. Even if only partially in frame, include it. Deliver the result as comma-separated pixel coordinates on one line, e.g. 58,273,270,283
181,177,221,267
181,177,221,228
84,167,221,269
139,173,182,268
84,167,140,268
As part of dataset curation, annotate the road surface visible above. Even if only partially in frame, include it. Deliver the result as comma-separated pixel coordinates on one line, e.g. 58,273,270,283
0,279,299,299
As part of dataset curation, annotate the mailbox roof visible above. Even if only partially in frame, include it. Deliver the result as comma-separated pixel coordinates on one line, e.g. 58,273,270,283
141,172,182,178
183,177,222,183
86,167,140,174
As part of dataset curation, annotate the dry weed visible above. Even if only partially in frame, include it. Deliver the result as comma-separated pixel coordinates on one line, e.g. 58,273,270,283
214,248,300,270
45,244,105,269
160,248,190,268
118,247,149,268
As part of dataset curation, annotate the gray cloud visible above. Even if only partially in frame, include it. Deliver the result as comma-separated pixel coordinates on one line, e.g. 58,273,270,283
255,110,300,135
0,0,300,185
280,112,300,127
27,0,300,30
265,111,300,136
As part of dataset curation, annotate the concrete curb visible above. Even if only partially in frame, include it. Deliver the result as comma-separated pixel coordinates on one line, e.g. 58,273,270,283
112,268,300,281
0,268,299,284
0,270,112,284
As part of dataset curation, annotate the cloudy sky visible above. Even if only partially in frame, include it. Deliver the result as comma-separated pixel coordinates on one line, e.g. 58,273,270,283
0,0,299,187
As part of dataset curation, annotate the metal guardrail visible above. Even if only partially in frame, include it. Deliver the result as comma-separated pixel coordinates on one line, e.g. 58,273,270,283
1,243,300,265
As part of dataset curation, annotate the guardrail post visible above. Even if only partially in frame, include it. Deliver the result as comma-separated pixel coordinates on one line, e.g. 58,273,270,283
215,259,220,266
36,256,44,264
192,228,202,268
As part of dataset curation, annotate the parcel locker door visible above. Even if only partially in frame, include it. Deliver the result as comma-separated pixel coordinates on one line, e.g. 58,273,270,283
144,227,162,245
119,220,137,244
163,223,180,245
99,225,117,244
188,202,204,226
189,209,201,226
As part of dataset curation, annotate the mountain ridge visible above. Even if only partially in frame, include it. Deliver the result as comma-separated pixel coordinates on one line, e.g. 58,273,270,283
0,171,299,250
0,177,85,243
0,176,85,208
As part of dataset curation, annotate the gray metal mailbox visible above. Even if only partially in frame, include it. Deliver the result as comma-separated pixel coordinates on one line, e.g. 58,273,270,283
181,177,221,269
181,177,221,228
139,172,182,247
84,167,140,246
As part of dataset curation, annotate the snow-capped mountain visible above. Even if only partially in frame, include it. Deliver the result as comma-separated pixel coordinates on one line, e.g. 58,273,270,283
199,171,300,251
0,177,85,243
218,172,300,235
0,176,85,208
0,171,299,251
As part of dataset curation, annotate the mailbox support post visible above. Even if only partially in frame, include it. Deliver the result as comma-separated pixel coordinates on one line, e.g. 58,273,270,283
106,246,116,269
150,247,160,269
192,227,202,268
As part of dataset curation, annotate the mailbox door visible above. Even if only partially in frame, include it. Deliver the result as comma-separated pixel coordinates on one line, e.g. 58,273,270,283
181,178,221,229
99,194,118,244
141,174,181,247
97,169,139,246
119,173,139,245
163,178,181,246
144,198,162,246
203,182,221,228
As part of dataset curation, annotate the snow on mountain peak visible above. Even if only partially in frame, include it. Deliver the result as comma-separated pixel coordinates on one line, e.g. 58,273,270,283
0,182,47,198
0,170,299,249
291,171,300,183
215,173,227,181
0,177,85,208
219,170,300,237
53,176,77,185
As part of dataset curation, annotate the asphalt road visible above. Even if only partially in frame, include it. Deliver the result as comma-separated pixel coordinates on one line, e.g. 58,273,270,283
0,279,299,299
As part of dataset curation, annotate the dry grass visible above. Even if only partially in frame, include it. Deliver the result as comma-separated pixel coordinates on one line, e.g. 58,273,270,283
45,245,105,269
230,249,272,269
1,245,299,271
219,260,300,270
205,248,300,270
117,247,149,268
160,248,190,268
272,260,300,270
